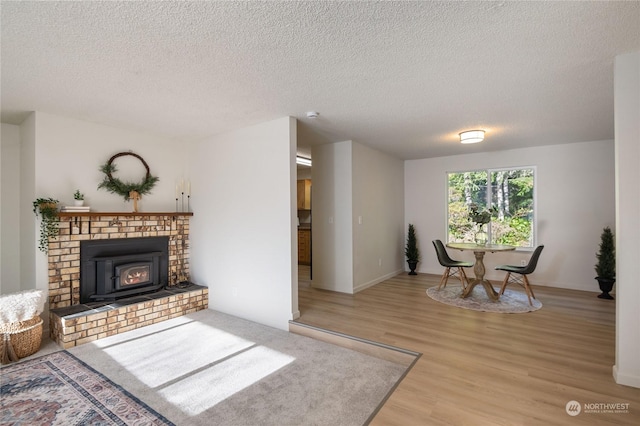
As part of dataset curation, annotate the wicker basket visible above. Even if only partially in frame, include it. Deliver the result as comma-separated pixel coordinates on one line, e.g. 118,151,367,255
0,315,43,364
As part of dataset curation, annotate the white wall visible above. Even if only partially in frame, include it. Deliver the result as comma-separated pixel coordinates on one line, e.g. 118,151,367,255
613,51,640,388
30,112,187,212
405,140,615,291
311,140,405,294
311,141,354,293
352,142,405,291
189,116,297,330
1,124,22,294
20,114,37,298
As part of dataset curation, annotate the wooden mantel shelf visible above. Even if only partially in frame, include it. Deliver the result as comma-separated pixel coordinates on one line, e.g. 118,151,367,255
58,211,193,218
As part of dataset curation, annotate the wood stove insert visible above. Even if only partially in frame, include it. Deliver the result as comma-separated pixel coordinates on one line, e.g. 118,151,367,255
80,236,169,303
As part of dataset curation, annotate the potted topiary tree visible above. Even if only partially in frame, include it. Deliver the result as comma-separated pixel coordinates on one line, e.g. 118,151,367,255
595,226,615,299
405,224,420,275
32,197,60,254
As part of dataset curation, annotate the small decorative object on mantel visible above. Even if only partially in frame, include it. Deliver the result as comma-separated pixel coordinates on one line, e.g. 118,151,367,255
60,205,91,213
32,198,60,253
97,151,158,212
468,203,495,245
73,189,84,206
175,179,192,212
129,191,141,213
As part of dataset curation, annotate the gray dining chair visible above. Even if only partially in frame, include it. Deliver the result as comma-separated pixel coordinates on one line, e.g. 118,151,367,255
495,245,544,305
432,240,473,290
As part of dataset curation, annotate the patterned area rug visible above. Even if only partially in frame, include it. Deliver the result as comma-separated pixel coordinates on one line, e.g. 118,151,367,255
0,351,173,425
426,284,542,313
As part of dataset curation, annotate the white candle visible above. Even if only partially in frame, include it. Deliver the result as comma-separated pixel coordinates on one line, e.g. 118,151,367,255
187,180,191,196
180,179,184,193
175,184,179,198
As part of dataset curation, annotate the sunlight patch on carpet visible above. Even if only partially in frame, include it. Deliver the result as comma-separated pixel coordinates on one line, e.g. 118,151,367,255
158,345,294,415
426,284,542,313
92,321,254,387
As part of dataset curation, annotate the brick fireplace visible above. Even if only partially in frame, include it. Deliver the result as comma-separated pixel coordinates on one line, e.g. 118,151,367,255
48,212,208,348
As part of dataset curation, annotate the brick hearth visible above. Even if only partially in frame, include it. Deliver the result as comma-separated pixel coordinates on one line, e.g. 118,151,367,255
47,212,208,347
50,285,208,348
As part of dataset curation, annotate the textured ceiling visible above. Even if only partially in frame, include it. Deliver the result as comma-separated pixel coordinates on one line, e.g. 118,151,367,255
2,1,639,159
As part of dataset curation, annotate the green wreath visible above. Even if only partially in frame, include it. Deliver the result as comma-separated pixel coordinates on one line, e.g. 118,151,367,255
98,152,159,201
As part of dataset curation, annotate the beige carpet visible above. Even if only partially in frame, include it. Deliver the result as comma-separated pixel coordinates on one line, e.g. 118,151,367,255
64,309,412,425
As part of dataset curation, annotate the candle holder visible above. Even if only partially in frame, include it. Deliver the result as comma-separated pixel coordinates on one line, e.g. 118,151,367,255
175,197,179,212
187,195,191,212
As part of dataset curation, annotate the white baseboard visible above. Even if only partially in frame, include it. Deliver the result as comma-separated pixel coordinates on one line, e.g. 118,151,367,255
613,365,640,388
353,269,403,293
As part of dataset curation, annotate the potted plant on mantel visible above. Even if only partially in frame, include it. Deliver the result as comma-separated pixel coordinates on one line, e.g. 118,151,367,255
32,197,60,254
595,226,615,299
405,224,420,275
73,189,84,206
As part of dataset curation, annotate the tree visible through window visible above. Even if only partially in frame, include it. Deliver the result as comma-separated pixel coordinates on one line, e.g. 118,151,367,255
447,167,535,248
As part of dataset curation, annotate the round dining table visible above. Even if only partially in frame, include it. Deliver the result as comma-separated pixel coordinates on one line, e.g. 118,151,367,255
446,242,516,301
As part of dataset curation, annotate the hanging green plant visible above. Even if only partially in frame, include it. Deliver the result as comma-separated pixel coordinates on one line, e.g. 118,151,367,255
98,152,159,201
32,197,60,253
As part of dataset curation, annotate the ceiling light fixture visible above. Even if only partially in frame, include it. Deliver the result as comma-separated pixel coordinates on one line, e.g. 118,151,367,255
459,130,485,144
296,156,312,166
306,111,320,119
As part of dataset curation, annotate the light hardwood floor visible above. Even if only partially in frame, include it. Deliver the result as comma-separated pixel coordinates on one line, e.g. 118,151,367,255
296,269,640,425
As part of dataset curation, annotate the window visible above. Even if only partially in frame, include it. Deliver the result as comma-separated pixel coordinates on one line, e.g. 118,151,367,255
447,167,535,248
